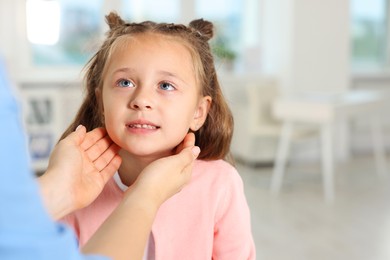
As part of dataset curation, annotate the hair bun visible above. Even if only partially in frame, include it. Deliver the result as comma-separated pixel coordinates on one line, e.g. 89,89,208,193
189,19,214,40
105,12,125,30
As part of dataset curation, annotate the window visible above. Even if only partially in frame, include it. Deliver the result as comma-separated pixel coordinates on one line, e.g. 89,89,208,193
351,0,389,70
26,0,103,66
21,0,390,81
25,0,259,71
26,0,60,45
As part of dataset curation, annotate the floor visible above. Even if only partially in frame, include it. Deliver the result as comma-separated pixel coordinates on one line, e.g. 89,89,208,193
238,155,390,260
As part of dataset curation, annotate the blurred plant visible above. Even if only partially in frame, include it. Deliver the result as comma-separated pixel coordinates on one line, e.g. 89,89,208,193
211,35,237,62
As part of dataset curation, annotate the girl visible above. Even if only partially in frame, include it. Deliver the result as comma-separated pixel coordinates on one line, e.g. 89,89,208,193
61,12,255,259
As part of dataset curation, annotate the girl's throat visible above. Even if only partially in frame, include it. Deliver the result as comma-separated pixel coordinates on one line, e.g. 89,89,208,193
117,151,172,187
117,147,176,186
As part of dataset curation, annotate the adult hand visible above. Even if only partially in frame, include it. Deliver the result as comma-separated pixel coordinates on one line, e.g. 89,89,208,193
129,132,200,206
38,125,122,220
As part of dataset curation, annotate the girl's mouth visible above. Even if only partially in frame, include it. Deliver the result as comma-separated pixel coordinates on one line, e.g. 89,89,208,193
127,123,159,130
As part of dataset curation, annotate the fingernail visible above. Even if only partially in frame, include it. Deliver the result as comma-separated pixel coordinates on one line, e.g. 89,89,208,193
75,124,83,131
192,146,200,157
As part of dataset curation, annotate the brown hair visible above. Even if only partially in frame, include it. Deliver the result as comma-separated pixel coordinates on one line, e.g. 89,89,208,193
61,12,234,161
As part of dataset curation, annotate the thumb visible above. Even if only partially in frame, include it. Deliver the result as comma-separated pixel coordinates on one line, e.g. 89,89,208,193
175,145,200,185
178,144,200,161
175,132,195,154
173,145,200,172
191,146,201,159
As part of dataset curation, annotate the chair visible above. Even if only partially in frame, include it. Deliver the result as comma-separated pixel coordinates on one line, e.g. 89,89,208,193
239,83,315,165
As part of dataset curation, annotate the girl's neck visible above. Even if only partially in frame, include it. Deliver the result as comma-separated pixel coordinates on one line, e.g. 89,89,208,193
117,149,173,187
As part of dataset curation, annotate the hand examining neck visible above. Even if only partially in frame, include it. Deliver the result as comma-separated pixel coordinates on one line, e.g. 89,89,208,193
82,133,200,259
38,126,122,220
117,142,183,187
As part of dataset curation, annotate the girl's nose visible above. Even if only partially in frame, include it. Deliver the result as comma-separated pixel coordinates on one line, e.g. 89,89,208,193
129,88,153,110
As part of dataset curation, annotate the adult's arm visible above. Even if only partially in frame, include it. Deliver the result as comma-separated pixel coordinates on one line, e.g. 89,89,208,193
0,59,101,260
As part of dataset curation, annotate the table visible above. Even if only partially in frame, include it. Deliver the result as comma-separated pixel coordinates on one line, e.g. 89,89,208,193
270,90,390,202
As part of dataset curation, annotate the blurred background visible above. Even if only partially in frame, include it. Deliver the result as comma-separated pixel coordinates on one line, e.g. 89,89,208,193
1,0,390,259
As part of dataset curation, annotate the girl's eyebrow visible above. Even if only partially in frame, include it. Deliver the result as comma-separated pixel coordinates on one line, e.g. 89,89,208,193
112,68,181,79
156,70,189,86
112,67,135,74
157,70,180,80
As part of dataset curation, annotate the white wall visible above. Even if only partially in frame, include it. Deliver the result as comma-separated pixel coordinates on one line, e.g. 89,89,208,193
261,0,351,94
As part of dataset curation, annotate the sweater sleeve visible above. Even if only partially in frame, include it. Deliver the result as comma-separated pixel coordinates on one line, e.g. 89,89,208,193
212,167,256,260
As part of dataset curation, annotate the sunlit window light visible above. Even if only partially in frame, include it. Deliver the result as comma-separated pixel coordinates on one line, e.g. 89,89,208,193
26,0,60,45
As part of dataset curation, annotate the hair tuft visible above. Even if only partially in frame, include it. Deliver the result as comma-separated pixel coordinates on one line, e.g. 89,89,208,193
189,19,214,40
105,12,125,30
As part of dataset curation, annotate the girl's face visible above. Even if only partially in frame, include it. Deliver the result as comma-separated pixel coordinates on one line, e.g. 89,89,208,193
101,33,211,160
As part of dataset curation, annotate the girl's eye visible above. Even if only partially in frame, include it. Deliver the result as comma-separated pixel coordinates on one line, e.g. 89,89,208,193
159,82,175,91
117,79,135,88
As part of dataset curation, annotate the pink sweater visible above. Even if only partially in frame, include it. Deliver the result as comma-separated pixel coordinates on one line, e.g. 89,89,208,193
62,159,256,259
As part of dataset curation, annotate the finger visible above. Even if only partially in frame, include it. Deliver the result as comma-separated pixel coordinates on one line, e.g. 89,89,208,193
64,124,87,146
86,135,113,162
80,127,108,150
99,154,122,184
93,143,122,172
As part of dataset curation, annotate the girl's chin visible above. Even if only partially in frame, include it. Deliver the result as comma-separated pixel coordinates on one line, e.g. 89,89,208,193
120,147,174,159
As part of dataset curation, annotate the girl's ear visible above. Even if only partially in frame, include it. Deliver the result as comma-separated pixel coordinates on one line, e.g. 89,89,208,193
190,96,212,131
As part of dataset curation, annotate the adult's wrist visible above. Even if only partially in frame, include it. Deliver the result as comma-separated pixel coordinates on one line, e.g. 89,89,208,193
37,171,75,220
122,185,161,217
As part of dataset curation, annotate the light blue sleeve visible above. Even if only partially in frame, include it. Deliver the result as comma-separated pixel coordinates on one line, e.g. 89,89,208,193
0,59,108,260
